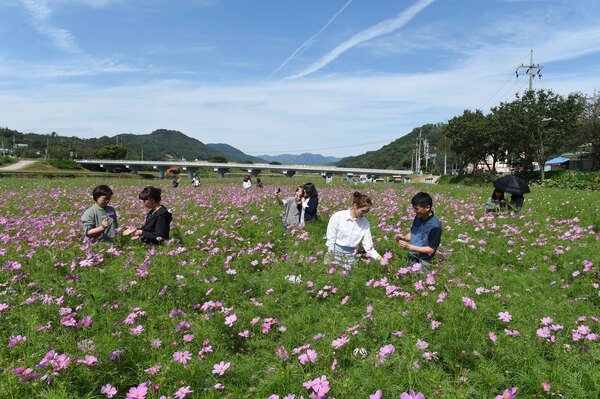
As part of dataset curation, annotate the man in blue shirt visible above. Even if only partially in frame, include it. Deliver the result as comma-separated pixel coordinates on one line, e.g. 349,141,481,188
395,192,442,272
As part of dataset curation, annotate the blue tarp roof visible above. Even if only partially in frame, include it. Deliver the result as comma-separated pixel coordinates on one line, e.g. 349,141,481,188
545,157,569,164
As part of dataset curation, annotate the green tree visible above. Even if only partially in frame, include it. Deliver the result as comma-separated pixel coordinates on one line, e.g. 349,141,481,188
445,110,490,172
503,89,585,181
96,145,127,160
578,90,600,170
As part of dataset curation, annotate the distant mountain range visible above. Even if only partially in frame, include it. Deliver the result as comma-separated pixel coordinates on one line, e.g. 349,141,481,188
205,144,342,165
2,124,450,170
257,153,341,165
206,143,266,163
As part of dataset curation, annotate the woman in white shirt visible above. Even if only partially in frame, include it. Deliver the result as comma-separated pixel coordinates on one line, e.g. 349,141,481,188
326,191,382,265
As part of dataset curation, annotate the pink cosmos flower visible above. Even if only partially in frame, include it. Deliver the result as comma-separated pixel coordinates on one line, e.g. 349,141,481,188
369,389,383,399
400,389,426,399
331,334,350,348
298,349,317,364
173,350,192,366
494,387,517,399
212,361,230,375
125,384,148,399
101,384,117,398
415,339,429,350
462,297,477,309
77,355,98,367
541,381,551,392
224,314,237,327
488,331,497,343
302,375,330,397
174,386,193,399
498,312,512,322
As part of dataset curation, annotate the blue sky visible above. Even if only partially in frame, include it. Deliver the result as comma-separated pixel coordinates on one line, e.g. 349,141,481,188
1,0,599,158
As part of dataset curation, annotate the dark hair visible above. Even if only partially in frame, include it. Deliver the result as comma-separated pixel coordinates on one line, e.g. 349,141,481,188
303,182,318,198
411,192,433,208
352,191,372,208
92,185,113,201
138,186,162,203
491,189,505,200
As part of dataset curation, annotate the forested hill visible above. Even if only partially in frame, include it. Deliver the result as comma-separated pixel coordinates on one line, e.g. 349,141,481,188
0,128,225,161
336,124,448,170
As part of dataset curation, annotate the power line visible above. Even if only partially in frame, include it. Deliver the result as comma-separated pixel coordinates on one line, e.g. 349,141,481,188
515,49,543,93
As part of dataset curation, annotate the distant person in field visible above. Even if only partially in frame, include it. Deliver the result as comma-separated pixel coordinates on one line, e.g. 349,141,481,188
507,193,524,212
256,178,264,189
172,175,179,188
192,174,200,187
300,182,319,224
276,185,304,229
325,191,382,264
80,184,119,244
123,186,172,245
395,191,442,272
242,175,252,189
485,189,506,212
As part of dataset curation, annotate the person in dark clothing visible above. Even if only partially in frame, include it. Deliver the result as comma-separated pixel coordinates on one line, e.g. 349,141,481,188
124,186,172,244
300,182,319,223
395,192,442,272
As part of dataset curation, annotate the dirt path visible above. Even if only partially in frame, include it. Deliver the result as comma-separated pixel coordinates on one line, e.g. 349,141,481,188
0,160,37,171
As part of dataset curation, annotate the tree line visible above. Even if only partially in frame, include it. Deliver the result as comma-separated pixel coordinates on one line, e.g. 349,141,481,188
445,89,599,181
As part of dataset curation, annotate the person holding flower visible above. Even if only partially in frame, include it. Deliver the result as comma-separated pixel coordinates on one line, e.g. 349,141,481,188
123,186,172,244
325,191,382,264
80,184,119,244
395,191,442,272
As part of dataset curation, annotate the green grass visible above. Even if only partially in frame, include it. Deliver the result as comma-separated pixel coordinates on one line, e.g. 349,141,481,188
0,176,598,399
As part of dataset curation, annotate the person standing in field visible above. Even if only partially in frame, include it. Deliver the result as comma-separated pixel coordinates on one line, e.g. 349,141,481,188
80,184,119,244
300,182,319,224
242,175,252,189
325,191,382,264
123,186,172,245
395,192,442,272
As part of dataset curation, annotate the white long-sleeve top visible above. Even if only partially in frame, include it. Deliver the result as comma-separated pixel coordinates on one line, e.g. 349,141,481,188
326,209,381,259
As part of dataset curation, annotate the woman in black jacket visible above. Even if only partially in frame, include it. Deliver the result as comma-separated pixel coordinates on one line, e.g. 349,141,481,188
124,186,172,244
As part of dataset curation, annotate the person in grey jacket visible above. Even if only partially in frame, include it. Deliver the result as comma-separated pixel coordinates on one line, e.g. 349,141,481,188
276,186,304,228
80,185,119,244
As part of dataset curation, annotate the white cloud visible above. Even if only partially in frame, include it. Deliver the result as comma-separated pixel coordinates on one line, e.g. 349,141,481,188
285,0,435,80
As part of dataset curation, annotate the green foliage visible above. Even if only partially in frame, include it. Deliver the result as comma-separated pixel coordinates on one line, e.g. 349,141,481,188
336,123,452,172
95,145,128,160
542,170,600,190
0,156,16,166
47,159,83,170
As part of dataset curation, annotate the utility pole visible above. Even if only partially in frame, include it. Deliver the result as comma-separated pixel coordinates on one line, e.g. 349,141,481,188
516,49,543,93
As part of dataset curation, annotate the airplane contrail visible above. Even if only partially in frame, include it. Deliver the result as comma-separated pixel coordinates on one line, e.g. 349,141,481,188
268,0,354,80
284,0,435,80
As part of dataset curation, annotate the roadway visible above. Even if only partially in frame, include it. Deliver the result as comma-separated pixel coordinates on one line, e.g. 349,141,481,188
75,159,412,179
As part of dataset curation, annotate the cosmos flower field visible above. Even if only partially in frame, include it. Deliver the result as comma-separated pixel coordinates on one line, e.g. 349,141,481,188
0,177,598,399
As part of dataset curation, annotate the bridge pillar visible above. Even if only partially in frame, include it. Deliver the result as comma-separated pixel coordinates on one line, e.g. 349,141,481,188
322,172,334,183
282,170,296,178
248,169,261,178
126,165,141,174
184,167,199,179
214,168,229,178
154,165,168,179
98,164,118,173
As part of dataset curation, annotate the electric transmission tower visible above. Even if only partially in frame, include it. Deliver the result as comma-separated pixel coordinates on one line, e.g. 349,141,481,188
516,49,543,92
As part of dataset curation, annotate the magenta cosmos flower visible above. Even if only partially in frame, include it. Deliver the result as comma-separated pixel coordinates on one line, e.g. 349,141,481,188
212,361,230,375
400,389,426,399
495,387,517,399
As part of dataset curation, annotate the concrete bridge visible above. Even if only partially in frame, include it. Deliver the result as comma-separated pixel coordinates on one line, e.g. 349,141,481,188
75,159,411,180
